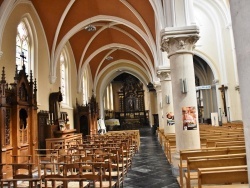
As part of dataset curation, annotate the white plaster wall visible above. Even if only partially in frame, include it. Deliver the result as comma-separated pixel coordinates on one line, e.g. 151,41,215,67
193,1,242,121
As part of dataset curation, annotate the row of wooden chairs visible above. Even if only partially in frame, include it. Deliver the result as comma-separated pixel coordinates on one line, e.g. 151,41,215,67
0,131,139,188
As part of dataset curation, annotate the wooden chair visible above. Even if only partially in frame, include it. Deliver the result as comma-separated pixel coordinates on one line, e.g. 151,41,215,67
1,155,40,188
86,162,116,188
106,150,124,188
40,161,64,188
7,163,41,188
62,163,90,188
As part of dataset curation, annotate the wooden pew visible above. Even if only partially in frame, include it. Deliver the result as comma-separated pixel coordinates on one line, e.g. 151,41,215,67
164,139,176,163
206,138,245,147
215,141,245,147
197,165,248,188
178,146,245,188
185,153,247,188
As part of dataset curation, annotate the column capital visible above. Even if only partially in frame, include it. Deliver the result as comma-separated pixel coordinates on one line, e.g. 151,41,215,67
161,25,199,57
49,75,57,84
153,81,161,92
157,68,171,81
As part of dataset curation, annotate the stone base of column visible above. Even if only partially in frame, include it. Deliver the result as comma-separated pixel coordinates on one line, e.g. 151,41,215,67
171,151,181,177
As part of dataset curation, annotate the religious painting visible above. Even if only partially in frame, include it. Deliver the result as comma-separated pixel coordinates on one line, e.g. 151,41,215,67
182,106,197,130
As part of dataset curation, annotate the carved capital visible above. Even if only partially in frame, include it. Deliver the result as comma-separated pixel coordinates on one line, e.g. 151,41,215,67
153,82,161,92
161,26,200,57
50,75,57,84
157,69,171,81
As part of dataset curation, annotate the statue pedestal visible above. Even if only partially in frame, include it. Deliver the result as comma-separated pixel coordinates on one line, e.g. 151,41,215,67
54,129,76,138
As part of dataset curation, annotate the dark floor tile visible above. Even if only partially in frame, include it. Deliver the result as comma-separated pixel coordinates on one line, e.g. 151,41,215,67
123,126,180,188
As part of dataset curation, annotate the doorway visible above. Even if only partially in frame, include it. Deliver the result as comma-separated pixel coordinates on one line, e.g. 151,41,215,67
80,115,89,137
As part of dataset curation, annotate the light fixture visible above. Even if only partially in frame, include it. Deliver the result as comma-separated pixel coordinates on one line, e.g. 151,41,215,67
166,95,170,104
181,78,188,93
84,24,96,32
106,56,113,60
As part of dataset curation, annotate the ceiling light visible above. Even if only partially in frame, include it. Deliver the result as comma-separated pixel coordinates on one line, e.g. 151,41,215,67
84,24,96,32
106,56,113,60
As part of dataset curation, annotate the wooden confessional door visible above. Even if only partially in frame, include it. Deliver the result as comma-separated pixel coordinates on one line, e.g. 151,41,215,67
80,115,89,137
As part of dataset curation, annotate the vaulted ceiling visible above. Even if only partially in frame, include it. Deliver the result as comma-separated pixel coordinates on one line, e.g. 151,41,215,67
31,0,158,83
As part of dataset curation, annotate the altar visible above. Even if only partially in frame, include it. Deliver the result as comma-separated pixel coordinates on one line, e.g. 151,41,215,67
105,119,120,131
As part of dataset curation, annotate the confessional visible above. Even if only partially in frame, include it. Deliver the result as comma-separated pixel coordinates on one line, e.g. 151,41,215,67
0,65,38,178
75,93,99,137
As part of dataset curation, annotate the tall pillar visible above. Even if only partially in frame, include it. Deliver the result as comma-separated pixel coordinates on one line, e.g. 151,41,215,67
230,0,250,181
154,83,163,130
147,82,157,127
157,68,175,134
161,25,200,152
148,91,155,127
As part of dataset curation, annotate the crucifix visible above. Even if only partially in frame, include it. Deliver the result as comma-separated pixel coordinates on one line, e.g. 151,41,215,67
218,84,228,116
20,51,26,68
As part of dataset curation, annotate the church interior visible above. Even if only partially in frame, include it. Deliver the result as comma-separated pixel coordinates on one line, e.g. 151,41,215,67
0,0,250,187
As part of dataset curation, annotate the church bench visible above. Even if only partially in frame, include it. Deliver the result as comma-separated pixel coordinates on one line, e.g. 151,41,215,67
164,138,176,163
184,153,247,188
205,137,245,147
157,128,164,145
178,146,245,188
215,141,245,147
196,165,248,188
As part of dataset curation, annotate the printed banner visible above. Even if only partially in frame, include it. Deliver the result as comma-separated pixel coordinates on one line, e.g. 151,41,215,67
182,106,197,130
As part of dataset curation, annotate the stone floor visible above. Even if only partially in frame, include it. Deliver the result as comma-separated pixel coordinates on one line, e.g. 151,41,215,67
123,126,180,188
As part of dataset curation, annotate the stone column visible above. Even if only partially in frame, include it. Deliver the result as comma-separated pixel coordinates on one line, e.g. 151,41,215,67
230,0,250,181
157,68,175,134
148,91,156,127
154,83,163,130
161,25,200,152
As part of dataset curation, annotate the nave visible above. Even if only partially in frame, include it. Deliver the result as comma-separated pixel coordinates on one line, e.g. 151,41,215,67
0,126,179,188
123,127,179,188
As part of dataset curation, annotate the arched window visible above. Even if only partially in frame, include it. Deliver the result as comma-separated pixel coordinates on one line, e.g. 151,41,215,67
60,50,68,105
16,21,30,73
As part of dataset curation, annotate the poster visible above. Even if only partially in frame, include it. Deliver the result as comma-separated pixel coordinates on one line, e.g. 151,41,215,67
166,112,175,126
182,106,197,130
